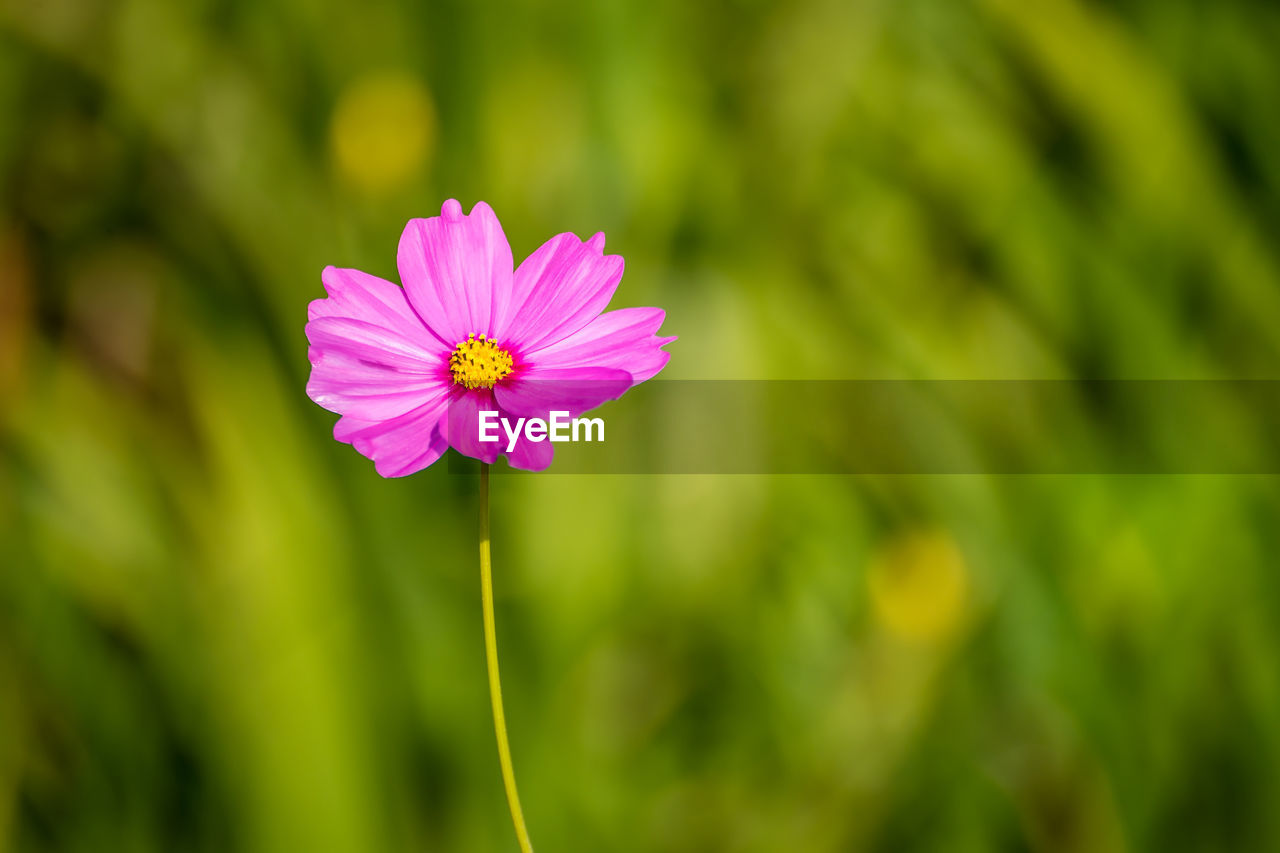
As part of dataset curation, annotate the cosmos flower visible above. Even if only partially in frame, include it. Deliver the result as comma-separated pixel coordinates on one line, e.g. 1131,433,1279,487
306,199,674,474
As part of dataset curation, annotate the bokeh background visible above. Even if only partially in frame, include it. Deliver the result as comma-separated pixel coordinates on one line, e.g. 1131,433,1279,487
3,0,1280,850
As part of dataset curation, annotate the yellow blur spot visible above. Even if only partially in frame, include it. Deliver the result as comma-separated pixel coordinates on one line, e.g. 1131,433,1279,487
330,71,435,194
868,530,969,645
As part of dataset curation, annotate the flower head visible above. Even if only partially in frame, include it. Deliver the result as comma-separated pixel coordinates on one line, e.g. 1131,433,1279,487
306,200,674,474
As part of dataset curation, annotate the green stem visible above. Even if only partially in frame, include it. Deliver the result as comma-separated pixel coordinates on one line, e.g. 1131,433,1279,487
479,463,534,852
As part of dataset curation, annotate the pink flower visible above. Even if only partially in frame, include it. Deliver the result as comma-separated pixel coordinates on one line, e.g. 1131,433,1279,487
306,200,675,474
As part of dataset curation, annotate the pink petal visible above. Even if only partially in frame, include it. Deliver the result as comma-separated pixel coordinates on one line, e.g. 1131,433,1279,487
494,366,634,418
397,200,514,345
307,347,444,388
437,388,565,470
336,396,451,478
309,266,442,347
306,270,452,420
307,317,446,373
525,307,675,382
503,232,623,351
309,371,449,421
503,420,556,472
444,388,501,465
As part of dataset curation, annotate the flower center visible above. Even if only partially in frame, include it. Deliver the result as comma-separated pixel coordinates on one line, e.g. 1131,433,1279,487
449,334,514,389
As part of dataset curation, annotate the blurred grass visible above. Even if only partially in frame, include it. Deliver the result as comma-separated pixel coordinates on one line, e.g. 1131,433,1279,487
3,0,1280,851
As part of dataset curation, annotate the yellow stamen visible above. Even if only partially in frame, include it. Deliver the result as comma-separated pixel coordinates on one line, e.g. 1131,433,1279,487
450,334,514,389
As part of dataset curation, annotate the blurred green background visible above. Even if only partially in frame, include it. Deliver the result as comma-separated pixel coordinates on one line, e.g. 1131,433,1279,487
3,0,1280,850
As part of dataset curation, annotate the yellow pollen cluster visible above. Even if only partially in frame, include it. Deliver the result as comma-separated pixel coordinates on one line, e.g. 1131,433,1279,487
449,334,514,389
